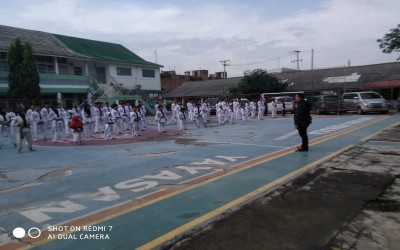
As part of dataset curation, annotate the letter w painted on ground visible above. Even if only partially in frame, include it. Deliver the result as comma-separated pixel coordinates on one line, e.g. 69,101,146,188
19,200,86,223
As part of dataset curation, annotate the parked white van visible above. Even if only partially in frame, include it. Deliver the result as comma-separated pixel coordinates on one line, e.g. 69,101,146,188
342,91,388,114
267,96,294,113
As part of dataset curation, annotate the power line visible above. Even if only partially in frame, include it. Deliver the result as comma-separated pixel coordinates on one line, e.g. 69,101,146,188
230,54,289,67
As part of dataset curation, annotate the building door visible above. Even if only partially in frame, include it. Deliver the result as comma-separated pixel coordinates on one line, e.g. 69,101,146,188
96,67,106,84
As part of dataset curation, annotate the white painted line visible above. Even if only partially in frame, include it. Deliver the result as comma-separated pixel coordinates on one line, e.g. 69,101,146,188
0,182,43,195
197,140,289,149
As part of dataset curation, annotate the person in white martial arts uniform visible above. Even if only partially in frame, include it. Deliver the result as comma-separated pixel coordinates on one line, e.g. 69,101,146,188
174,101,182,126
118,102,131,130
240,104,250,123
49,104,65,142
178,107,187,130
217,104,225,125
171,100,177,124
15,109,35,153
271,98,278,118
0,107,11,139
155,105,167,132
221,98,229,124
31,105,47,141
232,99,240,120
201,100,209,125
26,104,35,123
81,104,94,138
227,105,235,124
104,112,114,140
130,105,142,136
194,102,207,128
257,98,265,120
249,100,256,118
41,103,51,128
93,102,104,133
111,104,123,134
187,100,195,122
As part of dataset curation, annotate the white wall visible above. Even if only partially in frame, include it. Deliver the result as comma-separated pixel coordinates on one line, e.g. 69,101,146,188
108,64,161,90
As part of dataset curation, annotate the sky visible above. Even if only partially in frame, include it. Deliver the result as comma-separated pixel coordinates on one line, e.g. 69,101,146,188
1,0,399,77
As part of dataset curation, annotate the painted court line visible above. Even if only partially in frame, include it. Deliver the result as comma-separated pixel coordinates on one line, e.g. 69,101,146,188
135,188,168,200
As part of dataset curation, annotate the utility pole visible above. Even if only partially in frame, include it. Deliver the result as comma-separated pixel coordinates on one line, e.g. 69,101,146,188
290,50,302,70
154,51,158,64
311,49,315,96
220,60,231,79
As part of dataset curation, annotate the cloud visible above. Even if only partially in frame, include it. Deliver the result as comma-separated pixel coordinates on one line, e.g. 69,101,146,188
0,0,399,76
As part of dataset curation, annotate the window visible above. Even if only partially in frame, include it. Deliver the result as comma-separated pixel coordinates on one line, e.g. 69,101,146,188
343,94,357,100
360,93,382,99
117,67,132,76
58,65,69,74
74,67,82,75
0,52,8,71
35,55,54,63
57,57,68,64
142,69,155,78
38,63,55,73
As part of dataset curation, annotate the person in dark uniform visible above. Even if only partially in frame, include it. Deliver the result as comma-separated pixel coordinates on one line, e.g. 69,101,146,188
294,93,312,151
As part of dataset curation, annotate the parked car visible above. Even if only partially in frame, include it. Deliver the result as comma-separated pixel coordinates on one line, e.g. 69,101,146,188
342,91,389,114
309,95,346,115
208,97,220,115
239,98,250,107
267,96,294,113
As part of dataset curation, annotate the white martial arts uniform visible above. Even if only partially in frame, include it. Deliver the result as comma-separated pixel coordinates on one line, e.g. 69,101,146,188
31,111,47,140
81,109,94,138
155,109,167,132
194,106,207,128
130,110,142,136
178,110,187,130
250,101,256,118
93,107,104,133
111,109,123,134
14,115,33,152
104,112,114,140
49,109,65,142
257,100,265,120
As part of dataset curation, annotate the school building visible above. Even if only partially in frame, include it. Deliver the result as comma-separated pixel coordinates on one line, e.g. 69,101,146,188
0,25,162,113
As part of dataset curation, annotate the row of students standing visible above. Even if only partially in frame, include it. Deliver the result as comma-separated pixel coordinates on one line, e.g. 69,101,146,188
0,101,147,145
169,100,210,130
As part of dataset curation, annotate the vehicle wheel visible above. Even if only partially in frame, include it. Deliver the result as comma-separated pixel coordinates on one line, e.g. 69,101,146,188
381,110,388,114
357,107,363,115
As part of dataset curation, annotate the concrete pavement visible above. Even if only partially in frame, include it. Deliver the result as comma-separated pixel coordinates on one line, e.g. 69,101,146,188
0,113,399,250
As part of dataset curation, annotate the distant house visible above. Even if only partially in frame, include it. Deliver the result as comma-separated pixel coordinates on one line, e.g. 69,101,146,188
163,62,400,101
0,25,162,108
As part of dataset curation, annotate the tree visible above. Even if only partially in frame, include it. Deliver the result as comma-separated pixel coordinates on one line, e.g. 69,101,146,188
7,38,41,101
377,24,400,60
230,69,287,98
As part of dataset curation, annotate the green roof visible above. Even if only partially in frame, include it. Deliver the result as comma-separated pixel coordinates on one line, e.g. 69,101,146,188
52,34,162,68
